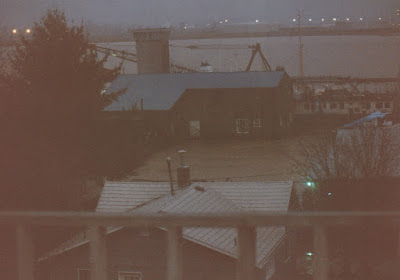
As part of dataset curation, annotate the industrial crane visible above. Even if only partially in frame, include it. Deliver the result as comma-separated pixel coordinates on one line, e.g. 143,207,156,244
175,43,272,72
89,42,273,73
88,44,197,73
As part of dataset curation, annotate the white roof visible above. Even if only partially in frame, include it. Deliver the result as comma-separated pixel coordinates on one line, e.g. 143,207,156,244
135,185,287,267
96,181,172,212
96,181,293,213
39,181,293,267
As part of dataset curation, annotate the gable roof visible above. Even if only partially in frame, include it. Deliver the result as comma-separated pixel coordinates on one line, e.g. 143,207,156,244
105,71,286,111
135,185,286,268
95,181,172,213
97,181,293,213
38,181,293,267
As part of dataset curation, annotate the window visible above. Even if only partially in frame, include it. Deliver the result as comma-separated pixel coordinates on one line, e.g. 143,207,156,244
322,103,327,109
310,103,316,112
119,272,142,280
384,102,391,108
330,103,337,109
354,107,360,113
376,102,383,109
366,102,371,109
339,102,344,110
303,103,310,110
236,119,250,134
253,113,262,128
78,269,91,280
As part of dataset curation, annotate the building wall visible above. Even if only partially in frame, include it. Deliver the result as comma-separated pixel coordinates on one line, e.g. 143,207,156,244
171,82,293,139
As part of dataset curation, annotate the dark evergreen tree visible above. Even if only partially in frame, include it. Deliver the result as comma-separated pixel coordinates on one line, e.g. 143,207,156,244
0,9,123,210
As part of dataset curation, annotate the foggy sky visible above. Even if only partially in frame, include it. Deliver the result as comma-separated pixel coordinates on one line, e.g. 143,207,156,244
1,0,399,27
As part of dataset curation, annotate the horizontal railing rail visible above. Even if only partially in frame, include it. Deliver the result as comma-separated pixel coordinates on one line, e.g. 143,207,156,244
2,211,400,227
2,211,400,280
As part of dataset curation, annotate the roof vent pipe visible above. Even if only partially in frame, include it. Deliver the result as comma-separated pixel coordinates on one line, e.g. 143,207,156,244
177,150,190,189
166,157,174,195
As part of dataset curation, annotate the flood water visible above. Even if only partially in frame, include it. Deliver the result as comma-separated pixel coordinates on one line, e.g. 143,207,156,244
98,35,400,78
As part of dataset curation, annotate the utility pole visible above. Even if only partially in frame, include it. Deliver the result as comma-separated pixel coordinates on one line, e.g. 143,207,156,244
298,11,304,77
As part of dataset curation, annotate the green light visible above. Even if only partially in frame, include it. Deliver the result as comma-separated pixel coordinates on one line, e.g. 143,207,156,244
306,252,313,256
328,192,332,196
306,181,315,187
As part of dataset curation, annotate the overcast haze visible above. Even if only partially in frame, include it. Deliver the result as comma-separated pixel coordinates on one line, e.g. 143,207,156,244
1,0,399,27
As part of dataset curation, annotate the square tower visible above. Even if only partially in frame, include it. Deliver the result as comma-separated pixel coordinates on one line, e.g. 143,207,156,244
133,28,171,74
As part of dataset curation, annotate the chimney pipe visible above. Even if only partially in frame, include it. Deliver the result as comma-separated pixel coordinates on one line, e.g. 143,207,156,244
166,157,174,195
177,150,190,189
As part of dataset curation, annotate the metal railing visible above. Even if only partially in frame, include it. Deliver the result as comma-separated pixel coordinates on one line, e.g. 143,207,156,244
2,211,400,280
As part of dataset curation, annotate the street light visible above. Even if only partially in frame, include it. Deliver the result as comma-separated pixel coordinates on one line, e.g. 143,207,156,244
12,28,17,34
25,28,31,34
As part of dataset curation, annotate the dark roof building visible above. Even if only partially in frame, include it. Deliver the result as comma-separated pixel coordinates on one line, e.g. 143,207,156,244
105,71,287,111
104,71,294,139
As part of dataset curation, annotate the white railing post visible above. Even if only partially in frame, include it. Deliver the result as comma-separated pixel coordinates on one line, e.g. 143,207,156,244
313,225,329,280
17,224,34,280
89,226,107,280
237,226,256,280
167,226,183,280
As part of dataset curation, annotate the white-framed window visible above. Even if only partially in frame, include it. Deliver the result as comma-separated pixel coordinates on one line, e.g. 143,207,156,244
236,119,250,134
118,271,142,280
77,269,91,280
253,118,261,127
253,112,262,128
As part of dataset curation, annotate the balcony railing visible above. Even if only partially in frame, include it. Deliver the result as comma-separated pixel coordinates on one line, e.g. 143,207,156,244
1,211,400,280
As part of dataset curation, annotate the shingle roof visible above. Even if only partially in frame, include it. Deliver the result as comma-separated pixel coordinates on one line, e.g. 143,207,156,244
105,71,286,111
39,181,293,267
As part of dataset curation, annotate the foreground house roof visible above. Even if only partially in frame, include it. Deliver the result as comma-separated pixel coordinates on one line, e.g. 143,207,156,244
39,181,294,268
104,71,287,111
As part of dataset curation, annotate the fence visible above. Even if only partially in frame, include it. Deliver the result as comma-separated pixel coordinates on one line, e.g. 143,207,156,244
1,211,400,280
